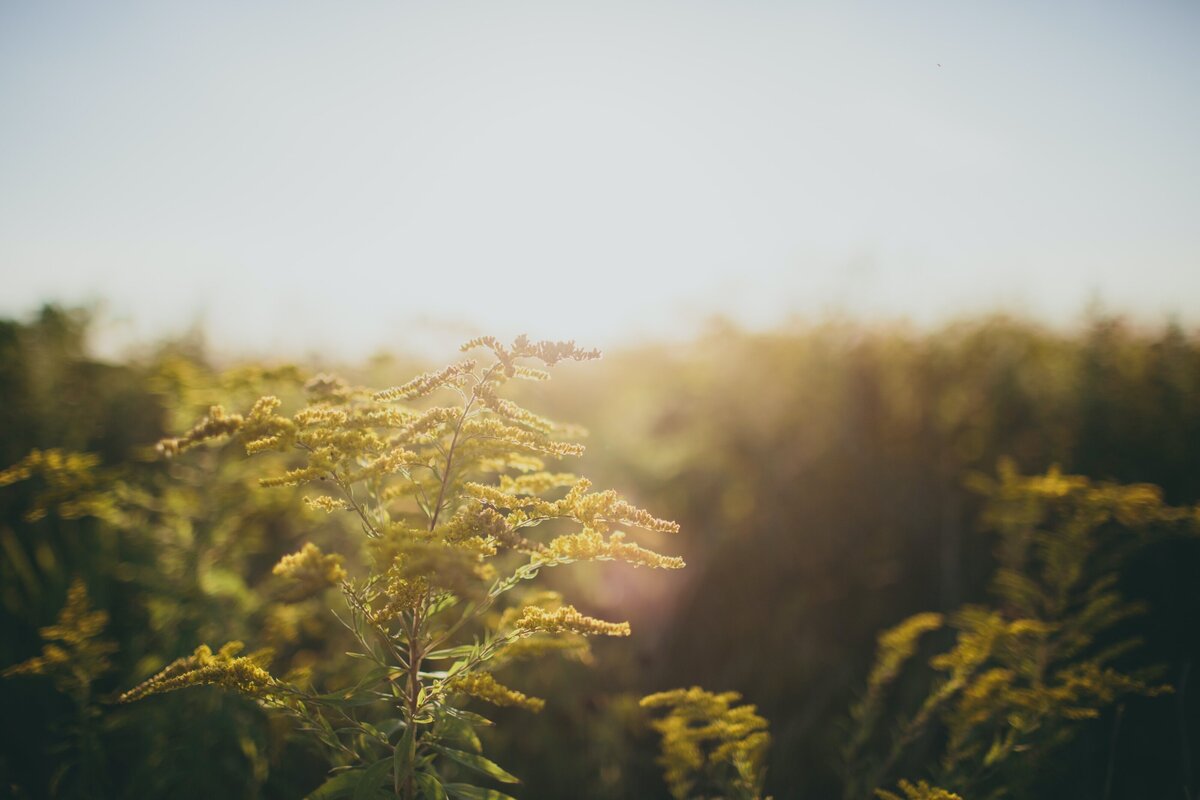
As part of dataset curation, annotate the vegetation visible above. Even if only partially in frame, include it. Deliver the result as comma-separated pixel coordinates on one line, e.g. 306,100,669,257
848,464,1196,798
641,687,770,800
2,306,1200,798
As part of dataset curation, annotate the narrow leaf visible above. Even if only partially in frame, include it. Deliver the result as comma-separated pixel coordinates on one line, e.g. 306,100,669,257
428,744,519,784
416,772,449,800
305,769,359,800
394,723,416,792
443,784,518,800
352,760,392,800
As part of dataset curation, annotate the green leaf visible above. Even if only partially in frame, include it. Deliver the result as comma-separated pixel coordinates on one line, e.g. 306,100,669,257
379,717,406,737
426,644,476,661
416,772,449,800
443,784,518,800
352,760,393,800
394,723,416,791
358,722,387,742
304,768,360,800
428,744,519,784
439,717,482,752
443,707,494,727
316,685,390,708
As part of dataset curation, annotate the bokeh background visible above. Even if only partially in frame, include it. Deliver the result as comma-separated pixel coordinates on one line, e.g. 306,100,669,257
2,2,1199,798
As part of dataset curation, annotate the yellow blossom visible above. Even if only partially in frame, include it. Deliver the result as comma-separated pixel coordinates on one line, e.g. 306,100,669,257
514,604,630,637
443,671,544,712
158,405,244,455
119,642,280,703
543,528,685,570
641,686,770,800
272,543,347,599
373,360,477,401
2,579,116,698
866,612,944,693
876,780,963,800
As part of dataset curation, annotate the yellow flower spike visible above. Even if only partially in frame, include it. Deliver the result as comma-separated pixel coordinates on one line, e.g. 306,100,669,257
544,529,684,570
866,612,944,693
157,405,244,455
373,360,477,402
119,642,281,704
272,543,347,600
641,686,771,800
514,604,630,637
876,780,964,800
443,671,545,712
2,579,117,699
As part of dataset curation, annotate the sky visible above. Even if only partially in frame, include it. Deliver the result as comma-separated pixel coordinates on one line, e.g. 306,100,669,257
1,0,1198,358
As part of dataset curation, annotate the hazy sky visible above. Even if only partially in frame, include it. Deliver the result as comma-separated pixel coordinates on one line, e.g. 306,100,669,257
2,1,1198,357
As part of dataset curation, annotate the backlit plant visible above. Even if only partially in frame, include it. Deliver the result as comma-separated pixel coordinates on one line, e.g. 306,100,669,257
641,686,771,800
118,336,685,799
846,463,1199,799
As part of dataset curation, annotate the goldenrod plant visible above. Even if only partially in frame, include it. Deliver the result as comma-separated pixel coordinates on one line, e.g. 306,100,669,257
846,463,1199,799
0,361,343,796
2,578,117,798
641,687,771,800
119,336,684,799
2,578,116,701
875,780,963,800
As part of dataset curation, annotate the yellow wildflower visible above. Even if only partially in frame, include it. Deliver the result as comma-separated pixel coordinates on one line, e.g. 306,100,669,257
158,405,244,455
876,780,964,800
641,686,771,800
373,360,477,401
2,579,116,698
119,642,280,703
543,528,685,569
272,543,347,599
443,671,544,712
514,604,630,637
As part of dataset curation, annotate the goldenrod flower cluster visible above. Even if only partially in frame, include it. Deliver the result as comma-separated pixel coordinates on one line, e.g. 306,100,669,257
444,671,545,712
848,465,1198,797
2,579,116,699
304,494,348,513
124,335,683,792
157,405,245,455
303,372,352,401
272,542,347,599
865,612,943,693
974,458,1199,536
497,472,579,496
847,612,944,763
465,477,679,536
641,687,771,800
369,568,429,622
119,642,279,703
876,780,963,800
373,360,477,401
514,604,630,637
0,449,112,522
0,448,99,488
461,334,600,374
459,417,585,458
543,528,685,570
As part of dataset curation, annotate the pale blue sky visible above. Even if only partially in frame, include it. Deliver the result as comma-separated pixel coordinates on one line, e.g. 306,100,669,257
1,1,1197,357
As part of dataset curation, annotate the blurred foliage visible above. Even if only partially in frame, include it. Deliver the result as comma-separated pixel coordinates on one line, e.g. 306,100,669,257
848,464,1197,798
0,307,336,799
2,306,1200,799
641,687,770,800
117,335,681,800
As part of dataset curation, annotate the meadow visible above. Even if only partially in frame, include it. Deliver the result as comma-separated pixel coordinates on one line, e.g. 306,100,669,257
2,306,1199,799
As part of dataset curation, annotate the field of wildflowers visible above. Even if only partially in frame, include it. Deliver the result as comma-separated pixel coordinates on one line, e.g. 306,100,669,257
2,307,1199,799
